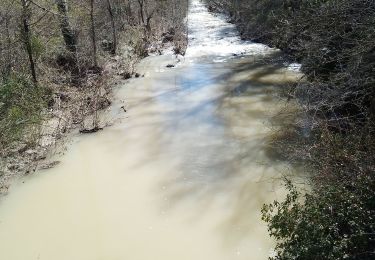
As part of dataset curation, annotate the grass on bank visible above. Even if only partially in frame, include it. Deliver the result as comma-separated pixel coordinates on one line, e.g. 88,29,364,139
0,75,51,152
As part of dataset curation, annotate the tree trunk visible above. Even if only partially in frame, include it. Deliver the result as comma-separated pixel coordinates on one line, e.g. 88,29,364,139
4,15,12,79
90,0,98,67
145,15,152,32
55,0,79,82
106,0,117,55
126,1,133,25
137,0,145,25
21,0,37,84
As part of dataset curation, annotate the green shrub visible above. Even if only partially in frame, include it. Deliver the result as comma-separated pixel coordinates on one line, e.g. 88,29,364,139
264,121,375,259
262,176,375,260
31,35,46,59
0,75,50,149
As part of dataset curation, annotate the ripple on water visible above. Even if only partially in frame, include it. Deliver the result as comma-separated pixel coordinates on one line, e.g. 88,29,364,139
186,0,274,59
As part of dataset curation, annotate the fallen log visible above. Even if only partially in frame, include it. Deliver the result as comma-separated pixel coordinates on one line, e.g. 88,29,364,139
79,126,103,134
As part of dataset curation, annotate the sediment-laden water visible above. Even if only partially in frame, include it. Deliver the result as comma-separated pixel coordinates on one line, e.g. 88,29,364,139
0,1,300,259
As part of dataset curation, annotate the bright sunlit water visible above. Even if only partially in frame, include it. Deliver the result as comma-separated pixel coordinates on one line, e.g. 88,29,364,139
0,1,300,259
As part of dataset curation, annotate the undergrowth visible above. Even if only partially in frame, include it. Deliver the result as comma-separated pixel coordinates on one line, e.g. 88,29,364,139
205,0,375,258
0,75,51,151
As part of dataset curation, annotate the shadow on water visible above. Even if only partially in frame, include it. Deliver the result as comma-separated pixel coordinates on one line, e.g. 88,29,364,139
110,50,301,248
149,51,301,245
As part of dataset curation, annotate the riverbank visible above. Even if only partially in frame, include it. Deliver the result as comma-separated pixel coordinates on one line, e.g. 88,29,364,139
0,49,128,195
0,42,185,197
205,0,375,259
0,0,189,196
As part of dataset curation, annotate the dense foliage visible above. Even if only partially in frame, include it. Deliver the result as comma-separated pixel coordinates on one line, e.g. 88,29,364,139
206,0,375,259
262,174,375,259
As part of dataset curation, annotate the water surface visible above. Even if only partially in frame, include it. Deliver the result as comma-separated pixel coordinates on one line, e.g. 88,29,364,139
0,1,300,259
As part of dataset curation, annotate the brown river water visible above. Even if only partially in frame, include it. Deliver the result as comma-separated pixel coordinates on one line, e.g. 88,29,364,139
0,1,301,259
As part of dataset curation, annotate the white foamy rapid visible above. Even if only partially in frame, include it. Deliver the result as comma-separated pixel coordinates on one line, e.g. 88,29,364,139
186,0,273,59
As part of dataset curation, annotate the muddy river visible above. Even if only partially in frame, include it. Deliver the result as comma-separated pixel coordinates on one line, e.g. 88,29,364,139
0,1,300,259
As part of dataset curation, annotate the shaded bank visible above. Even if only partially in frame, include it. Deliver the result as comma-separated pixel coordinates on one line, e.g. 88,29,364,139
205,0,375,259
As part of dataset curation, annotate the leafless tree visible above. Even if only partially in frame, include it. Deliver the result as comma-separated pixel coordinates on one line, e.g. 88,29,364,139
89,0,98,67
106,0,117,55
55,0,79,80
21,0,37,84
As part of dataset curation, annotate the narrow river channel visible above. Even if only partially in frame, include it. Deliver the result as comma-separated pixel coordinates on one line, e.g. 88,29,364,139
0,1,300,259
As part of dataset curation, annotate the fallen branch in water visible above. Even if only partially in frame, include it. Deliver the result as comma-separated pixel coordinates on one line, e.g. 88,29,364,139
79,126,103,134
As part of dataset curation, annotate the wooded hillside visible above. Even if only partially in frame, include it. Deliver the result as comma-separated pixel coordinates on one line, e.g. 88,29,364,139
0,0,187,150
0,0,188,194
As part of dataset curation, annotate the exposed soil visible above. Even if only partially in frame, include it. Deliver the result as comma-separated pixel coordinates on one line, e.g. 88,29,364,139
0,50,139,196
0,34,188,196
